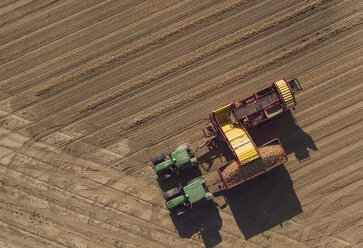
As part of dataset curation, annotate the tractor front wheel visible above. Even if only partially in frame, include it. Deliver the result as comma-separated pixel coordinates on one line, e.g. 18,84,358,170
152,153,166,165
187,176,206,185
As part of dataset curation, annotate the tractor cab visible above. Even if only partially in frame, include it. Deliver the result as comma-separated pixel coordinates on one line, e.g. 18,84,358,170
164,177,213,216
152,143,197,181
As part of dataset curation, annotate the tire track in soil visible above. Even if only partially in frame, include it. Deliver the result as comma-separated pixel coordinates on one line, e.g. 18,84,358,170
13,3,358,150
107,46,362,164
123,101,361,183
0,0,240,99
0,0,106,46
1,1,362,247
0,0,199,82
74,79,360,186
3,149,167,211
0,0,186,98
26,0,330,113
0,219,62,248
0,138,210,236
0,139,247,245
72,20,362,156
0,23,358,178
0,0,20,9
127,16,363,129
2,0,302,110
58,13,356,154
298,184,362,243
0,0,310,140
0,170,204,247
22,30,358,177
0,0,146,66
0,197,151,248
35,0,257,95
80,0,336,112
0,157,247,247
0,217,67,248
0,0,59,28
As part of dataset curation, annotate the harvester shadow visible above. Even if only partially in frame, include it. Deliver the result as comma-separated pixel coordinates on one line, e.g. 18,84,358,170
249,110,317,161
196,139,235,172
224,165,302,240
170,200,222,248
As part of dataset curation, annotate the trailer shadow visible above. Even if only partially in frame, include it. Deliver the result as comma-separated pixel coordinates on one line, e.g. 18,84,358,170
223,165,302,240
170,200,222,248
249,110,317,161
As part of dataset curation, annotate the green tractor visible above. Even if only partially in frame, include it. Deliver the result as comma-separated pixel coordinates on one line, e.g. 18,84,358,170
152,143,197,181
163,176,214,216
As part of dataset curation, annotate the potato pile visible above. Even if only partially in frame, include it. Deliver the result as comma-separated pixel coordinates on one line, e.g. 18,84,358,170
221,144,286,187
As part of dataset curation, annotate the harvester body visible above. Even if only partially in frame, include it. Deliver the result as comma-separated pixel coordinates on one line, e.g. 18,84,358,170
203,78,301,190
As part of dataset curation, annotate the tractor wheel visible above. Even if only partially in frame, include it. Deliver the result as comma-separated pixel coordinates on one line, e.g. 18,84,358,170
176,143,190,151
187,176,205,185
190,157,197,166
151,153,166,165
163,187,181,200
174,206,187,216
157,170,173,182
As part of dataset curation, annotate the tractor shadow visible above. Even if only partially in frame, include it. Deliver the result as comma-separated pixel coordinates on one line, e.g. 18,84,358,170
157,166,203,192
170,199,222,248
223,165,302,240
157,165,223,247
249,110,317,161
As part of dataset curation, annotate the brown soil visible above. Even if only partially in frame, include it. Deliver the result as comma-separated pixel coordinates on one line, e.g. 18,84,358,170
0,0,362,247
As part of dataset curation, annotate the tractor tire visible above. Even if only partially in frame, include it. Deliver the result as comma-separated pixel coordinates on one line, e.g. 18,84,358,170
163,187,181,200
187,176,205,185
176,143,190,151
174,206,188,216
190,157,197,166
157,170,173,182
151,153,166,165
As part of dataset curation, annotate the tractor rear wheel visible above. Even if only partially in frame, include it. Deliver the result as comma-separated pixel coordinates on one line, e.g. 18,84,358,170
163,187,181,200
151,153,166,165
176,143,190,152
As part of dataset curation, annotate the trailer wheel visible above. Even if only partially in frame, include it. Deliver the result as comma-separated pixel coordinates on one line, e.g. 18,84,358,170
163,187,181,200
187,176,205,185
151,153,166,165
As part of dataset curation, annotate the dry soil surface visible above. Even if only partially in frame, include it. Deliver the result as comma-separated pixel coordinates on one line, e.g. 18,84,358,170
0,0,362,247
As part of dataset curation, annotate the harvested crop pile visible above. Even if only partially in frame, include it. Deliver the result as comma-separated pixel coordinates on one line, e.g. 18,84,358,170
221,144,286,187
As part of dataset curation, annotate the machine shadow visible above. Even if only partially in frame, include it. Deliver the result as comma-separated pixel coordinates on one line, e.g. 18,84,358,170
249,110,317,161
224,165,302,240
156,165,222,247
170,200,222,248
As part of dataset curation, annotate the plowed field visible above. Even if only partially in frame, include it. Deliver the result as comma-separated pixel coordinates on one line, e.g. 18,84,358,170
0,0,362,247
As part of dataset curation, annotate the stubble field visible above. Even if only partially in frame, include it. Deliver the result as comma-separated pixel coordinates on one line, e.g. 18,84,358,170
0,0,362,247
